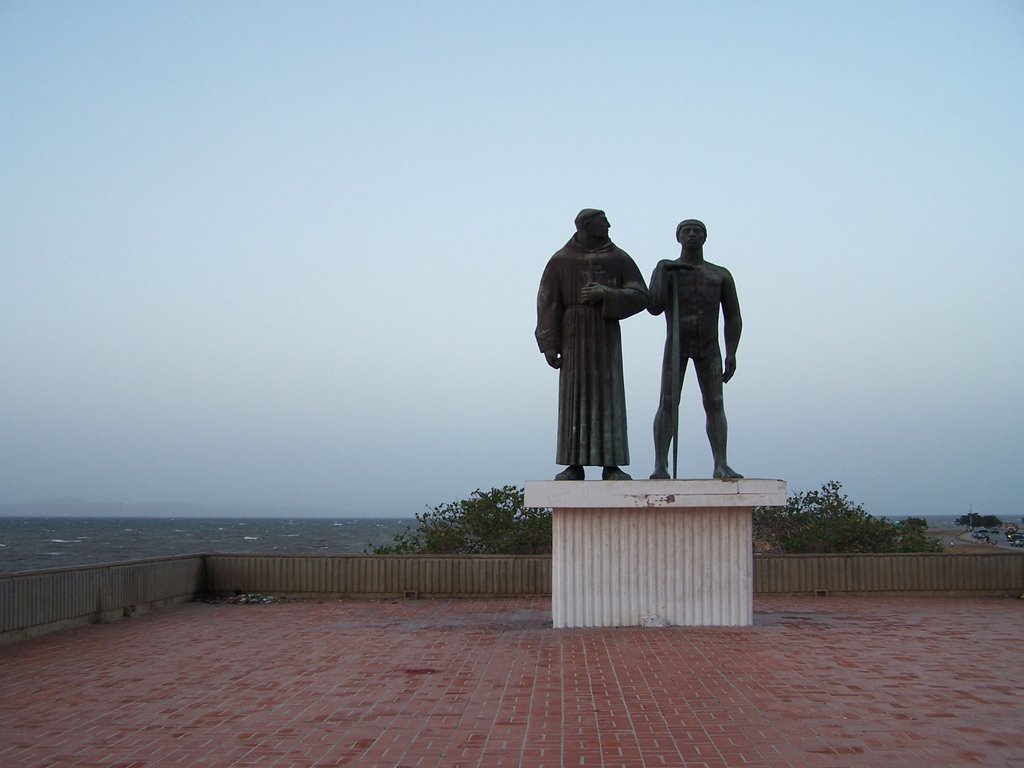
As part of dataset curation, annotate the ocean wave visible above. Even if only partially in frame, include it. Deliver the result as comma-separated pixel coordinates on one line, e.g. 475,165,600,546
0,517,417,572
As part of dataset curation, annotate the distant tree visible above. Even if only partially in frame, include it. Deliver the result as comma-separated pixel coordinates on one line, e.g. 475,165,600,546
954,513,1003,528
369,485,551,555
894,517,943,553
753,481,943,554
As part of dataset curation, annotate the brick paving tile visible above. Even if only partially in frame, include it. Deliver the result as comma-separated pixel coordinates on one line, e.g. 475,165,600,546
1,596,1022,767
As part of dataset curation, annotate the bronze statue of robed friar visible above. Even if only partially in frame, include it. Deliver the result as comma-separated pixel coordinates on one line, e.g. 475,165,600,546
535,209,649,481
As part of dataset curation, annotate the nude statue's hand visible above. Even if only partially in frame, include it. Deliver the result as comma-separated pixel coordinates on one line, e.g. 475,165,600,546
663,260,695,272
544,350,562,369
580,282,610,304
723,355,736,383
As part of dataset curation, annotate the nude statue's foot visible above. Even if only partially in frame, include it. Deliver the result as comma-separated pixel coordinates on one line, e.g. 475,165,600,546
649,467,670,480
713,465,743,479
602,466,632,481
555,465,584,481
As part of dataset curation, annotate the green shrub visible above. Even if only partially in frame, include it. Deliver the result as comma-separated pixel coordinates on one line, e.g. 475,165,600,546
369,485,551,555
753,480,943,554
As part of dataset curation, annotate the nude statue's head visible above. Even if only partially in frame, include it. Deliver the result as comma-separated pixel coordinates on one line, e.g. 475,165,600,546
575,208,610,237
676,219,707,246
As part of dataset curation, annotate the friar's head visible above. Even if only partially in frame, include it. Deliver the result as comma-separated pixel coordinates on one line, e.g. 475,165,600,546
574,208,611,246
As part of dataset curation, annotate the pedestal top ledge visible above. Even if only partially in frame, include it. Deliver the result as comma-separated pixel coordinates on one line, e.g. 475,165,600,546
525,478,787,509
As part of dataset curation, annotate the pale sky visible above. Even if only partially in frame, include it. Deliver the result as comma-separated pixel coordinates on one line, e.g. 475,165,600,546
2,1,1022,519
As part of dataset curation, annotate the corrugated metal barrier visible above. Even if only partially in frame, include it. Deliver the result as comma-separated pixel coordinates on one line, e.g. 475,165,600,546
204,554,553,598
754,552,1024,595
0,556,204,646
204,553,1021,600
3,552,1021,645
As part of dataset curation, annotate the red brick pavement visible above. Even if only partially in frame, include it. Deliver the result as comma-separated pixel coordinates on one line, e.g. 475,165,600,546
0,596,1021,767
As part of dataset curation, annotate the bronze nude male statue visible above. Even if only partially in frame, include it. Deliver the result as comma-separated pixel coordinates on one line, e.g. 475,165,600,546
536,209,650,480
649,219,742,480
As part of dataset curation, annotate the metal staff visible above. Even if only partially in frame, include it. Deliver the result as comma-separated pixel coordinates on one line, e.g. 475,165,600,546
671,268,681,479
670,264,695,479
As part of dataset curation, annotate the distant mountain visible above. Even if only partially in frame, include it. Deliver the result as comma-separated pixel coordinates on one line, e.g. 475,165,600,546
0,498,346,518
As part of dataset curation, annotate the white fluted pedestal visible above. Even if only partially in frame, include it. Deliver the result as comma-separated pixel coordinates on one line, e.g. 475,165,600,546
525,479,787,628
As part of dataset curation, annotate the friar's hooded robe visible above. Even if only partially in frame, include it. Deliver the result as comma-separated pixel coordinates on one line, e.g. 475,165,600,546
536,232,649,467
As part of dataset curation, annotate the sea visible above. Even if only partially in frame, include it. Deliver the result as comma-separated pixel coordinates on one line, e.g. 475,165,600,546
0,514,970,575
0,517,416,574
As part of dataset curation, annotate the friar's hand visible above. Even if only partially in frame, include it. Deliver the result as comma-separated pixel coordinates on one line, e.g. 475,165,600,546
544,350,562,369
580,282,610,304
723,355,737,383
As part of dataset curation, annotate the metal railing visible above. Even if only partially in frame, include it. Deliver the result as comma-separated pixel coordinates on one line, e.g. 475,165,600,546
204,554,552,598
754,552,1024,595
0,555,204,646
2,552,1020,645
